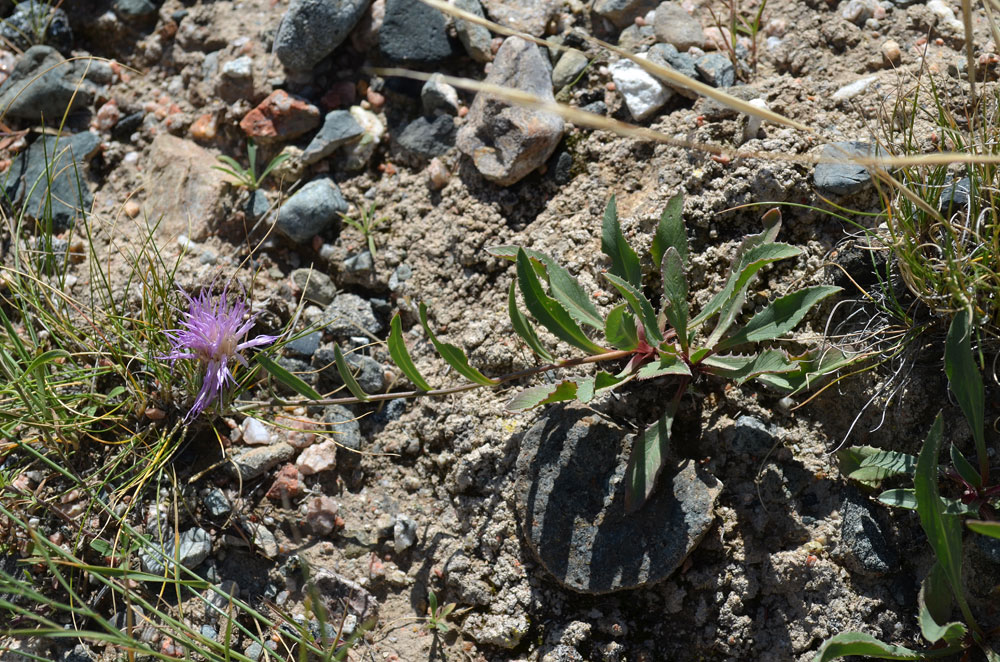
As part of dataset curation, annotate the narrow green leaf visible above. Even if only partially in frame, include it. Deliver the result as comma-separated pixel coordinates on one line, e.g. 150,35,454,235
651,193,687,268
635,353,691,379
878,488,918,509
914,414,966,614
604,272,663,345
949,444,982,489
694,242,802,343
516,250,607,355
968,520,1000,539
333,344,370,401
660,247,689,349
22,349,71,379
919,562,966,644
388,314,433,391
508,282,554,361
419,303,498,386
601,195,641,287
624,403,676,513
716,286,840,351
944,309,986,478
506,380,579,411
700,349,796,383
811,632,930,661
256,353,322,400
604,304,639,351
756,346,855,394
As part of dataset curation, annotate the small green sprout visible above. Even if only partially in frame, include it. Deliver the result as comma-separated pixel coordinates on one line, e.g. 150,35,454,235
212,140,290,191
426,590,457,634
339,200,390,260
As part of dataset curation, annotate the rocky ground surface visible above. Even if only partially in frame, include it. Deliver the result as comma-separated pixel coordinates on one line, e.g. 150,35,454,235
0,0,997,660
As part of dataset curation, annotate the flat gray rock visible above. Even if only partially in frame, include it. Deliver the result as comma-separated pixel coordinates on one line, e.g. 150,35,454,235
274,0,371,71
140,527,212,575
648,43,699,98
515,404,722,594
453,0,493,62
274,178,348,244
653,1,705,52
6,131,99,231
231,442,295,480
839,487,897,576
594,0,660,29
457,37,564,186
813,141,880,195
301,110,364,165
481,0,559,37
0,45,93,121
380,0,458,64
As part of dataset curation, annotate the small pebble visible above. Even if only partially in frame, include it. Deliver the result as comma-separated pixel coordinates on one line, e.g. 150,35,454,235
881,40,901,65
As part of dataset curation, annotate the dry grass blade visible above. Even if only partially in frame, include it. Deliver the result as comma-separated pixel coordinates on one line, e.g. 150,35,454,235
420,0,809,132
962,0,977,110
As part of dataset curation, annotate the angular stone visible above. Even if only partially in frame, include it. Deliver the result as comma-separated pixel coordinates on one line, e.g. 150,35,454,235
653,2,705,52
813,141,880,196
312,569,378,621
291,267,337,306
321,293,382,336
5,131,98,232
305,495,340,535
481,0,559,37
594,0,659,29
274,0,372,72
143,135,229,241
456,37,564,186
609,53,672,121
421,74,460,116
839,487,897,576
301,110,364,165
240,90,320,144
648,43,699,98
274,178,347,244
453,0,493,62
297,440,338,475
324,405,363,455
396,115,456,163
695,52,735,87
380,0,458,64
0,46,92,122
515,404,722,593
140,527,212,575
231,442,296,480
267,464,304,501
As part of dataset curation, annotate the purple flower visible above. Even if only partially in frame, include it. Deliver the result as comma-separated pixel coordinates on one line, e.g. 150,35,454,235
161,285,278,421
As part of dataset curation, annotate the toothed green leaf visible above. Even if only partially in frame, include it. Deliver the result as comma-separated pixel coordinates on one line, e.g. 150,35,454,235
604,304,639,351
604,273,663,345
601,195,641,288
624,404,676,513
635,353,691,379
700,349,796,383
506,380,579,411
811,632,929,661
715,286,840,351
660,247,688,349
516,250,606,355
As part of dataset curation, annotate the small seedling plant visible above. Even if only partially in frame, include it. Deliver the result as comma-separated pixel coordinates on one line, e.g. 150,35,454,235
306,194,841,510
426,591,457,634
339,200,390,260
212,139,290,191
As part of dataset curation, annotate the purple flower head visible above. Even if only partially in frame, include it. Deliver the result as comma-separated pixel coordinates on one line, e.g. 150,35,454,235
161,284,278,421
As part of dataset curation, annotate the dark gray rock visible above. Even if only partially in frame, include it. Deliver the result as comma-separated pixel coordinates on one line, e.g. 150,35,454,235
695,52,735,87
616,24,656,53
813,141,881,196
245,189,270,221
453,0,493,63
579,100,607,116
648,43,699,98
457,37,564,186
291,267,337,306
139,527,212,575
0,2,72,53
203,488,231,518
114,0,158,20
322,293,382,336
0,46,93,122
315,347,385,393
380,0,458,64
839,488,897,576
344,250,374,277
396,115,456,163
324,405,363,453
231,442,296,480
284,330,322,359
725,415,775,456
274,0,371,71
515,404,722,593
653,1,705,51
388,263,413,292
594,0,660,29
939,177,971,213
553,151,572,184
6,131,99,232
112,112,144,142
694,84,760,120
204,580,239,622
274,178,348,244
301,110,364,165
373,398,406,425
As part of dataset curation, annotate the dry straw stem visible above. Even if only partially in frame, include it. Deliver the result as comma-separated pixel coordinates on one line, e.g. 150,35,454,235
388,0,1000,170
